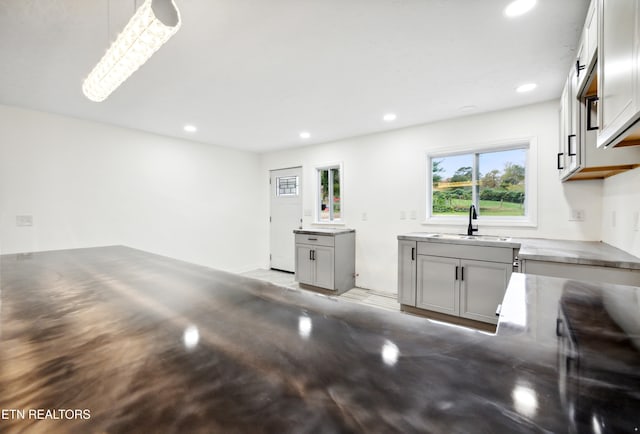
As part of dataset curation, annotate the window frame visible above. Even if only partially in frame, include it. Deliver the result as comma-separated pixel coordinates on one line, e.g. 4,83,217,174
315,162,343,224
425,138,537,228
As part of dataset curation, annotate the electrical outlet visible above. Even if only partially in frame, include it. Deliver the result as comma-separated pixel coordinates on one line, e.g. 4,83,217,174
304,209,312,217
569,209,585,222
410,210,417,220
612,211,617,228
400,211,406,220
634,211,640,232
16,215,33,227
362,212,368,221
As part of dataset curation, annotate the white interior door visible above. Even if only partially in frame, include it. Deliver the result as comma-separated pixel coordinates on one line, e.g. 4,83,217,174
270,167,302,272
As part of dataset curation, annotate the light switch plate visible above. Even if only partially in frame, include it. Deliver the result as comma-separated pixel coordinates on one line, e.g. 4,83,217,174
16,215,33,227
569,209,585,222
400,211,406,220
304,209,312,217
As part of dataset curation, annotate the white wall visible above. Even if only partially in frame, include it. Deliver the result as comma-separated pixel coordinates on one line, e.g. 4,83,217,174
0,105,266,273
260,101,604,294
601,166,640,258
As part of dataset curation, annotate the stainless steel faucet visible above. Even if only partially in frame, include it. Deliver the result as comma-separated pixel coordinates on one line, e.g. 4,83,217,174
467,205,478,236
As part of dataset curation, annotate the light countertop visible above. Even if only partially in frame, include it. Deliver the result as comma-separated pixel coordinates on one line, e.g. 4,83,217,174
294,228,355,236
398,233,640,270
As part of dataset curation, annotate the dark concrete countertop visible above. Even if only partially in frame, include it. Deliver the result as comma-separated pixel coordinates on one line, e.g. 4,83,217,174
398,232,640,270
294,228,355,236
1,246,638,432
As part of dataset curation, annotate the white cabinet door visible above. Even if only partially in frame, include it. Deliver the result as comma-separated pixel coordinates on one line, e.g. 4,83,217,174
416,255,459,316
567,65,580,174
576,34,588,96
397,240,416,305
558,78,570,177
585,0,597,62
295,244,314,285
459,260,512,325
313,246,335,290
576,0,597,93
598,0,639,147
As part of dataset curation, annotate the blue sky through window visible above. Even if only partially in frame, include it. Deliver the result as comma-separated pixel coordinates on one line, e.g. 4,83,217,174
434,148,526,179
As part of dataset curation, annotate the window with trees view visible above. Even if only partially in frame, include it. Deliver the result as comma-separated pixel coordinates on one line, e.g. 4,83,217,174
318,166,341,222
430,146,528,219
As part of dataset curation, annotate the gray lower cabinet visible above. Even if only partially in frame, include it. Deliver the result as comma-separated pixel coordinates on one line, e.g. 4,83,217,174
459,259,512,324
397,240,417,305
295,244,334,289
294,230,355,292
416,255,459,316
399,239,515,325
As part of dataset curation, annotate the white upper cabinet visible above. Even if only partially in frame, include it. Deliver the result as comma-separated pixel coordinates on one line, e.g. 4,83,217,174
558,70,579,178
597,0,640,148
558,0,640,181
576,0,598,95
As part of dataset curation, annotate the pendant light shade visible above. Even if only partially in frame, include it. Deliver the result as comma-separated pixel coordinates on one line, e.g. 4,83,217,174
83,0,181,102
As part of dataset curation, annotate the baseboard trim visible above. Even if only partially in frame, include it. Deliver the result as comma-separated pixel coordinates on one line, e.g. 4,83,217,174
400,305,496,333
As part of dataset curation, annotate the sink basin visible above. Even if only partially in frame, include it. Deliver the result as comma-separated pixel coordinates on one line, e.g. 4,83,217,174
462,235,512,242
425,233,512,242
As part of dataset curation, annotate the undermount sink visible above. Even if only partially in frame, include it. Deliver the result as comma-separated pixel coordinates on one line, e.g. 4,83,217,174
425,233,512,242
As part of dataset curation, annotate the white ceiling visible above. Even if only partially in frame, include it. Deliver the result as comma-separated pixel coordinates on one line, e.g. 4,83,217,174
0,0,588,152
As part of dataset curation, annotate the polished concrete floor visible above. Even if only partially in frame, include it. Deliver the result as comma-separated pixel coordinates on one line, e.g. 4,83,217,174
240,269,400,312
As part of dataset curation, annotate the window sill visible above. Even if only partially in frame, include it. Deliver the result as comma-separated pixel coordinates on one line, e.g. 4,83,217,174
312,221,346,226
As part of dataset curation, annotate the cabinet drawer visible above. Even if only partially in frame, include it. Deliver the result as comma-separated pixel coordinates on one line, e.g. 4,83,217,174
417,242,513,264
295,234,335,247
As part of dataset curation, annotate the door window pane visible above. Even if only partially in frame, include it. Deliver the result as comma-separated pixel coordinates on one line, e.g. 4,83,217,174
276,176,299,196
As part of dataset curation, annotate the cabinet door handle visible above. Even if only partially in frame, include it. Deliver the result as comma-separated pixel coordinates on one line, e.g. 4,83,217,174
586,96,599,130
455,266,458,281
312,250,315,261
556,318,563,337
461,267,464,281
575,60,585,77
309,250,313,261
557,153,564,170
308,237,318,241
568,134,576,156
411,247,415,261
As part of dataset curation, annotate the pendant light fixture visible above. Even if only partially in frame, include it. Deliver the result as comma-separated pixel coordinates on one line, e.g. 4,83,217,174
83,0,182,102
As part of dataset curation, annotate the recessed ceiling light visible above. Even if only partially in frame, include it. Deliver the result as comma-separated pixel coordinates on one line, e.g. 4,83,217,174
299,131,311,139
516,83,537,93
383,113,397,122
504,0,536,17
184,125,197,133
